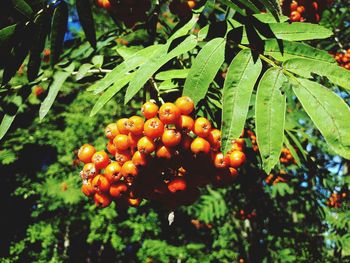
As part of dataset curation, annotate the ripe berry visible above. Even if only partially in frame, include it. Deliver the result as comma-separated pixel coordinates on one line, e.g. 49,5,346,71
190,137,211,154
102,0,111,9
81,163,99,180
121,161,138,183
128,116,144,136
168,178,187,193
94,193,111,208
92,174,110,193
106,140,117,155
105,123,119,140
207,129,221,150
159,102,181,124
115,150,131,165
78,144,96,163
132,151,148,166
175,96,194,115
141,101,158,119
290,11,301,22
128,133,142,149
91,151,110,169
137,136,156,154
290,0,298,11
296,6,305,13
104,162,122,183
116,118,130,134
213,152,230,169
109,182,128,198
144,118,164,139
113,134,130,151
128,197,142,207
187,0,196,9
162,129,182,147
231,138,245,151
229,150,246,168
194,117,212,138
82,179,95,197
176,115,194,133
156,144,174,159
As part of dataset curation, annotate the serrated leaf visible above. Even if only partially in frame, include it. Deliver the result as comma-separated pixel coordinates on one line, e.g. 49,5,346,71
269,23,332,41
90,72,135,116
75,63,93,80
264,39,335,63
39,64,74,119
256,68,287,174
182,38,225,105
221,49,262,154
76,0,96,48
50,1,68,66
125,35,198,104
87,44,161,93
292,78,350,159
284,58,350,91
11,0,33,18
155,69,189,80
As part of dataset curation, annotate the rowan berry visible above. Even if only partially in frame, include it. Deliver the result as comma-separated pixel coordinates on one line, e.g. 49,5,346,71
176,115,194,133
81,163,99,180
296,6,305,13
92,174,110,193
113,134,130,151
144,118,164,139
104,162,122,183
290,11,301,21
156,144,174,159
128,197,142,207
190,137,211,154
106,140,117,155
207,129,221,150
121,161,138,183
231,138,245,151
194,117,212,138
132,151,148,166
109,182,128,198
162,129,182,147
168,178,187,193
128,116,144,136
175,96,194,115
91,151,110,169
115,150,131,165
141,101,159,119
213,152,230,169
94,193,111,208
137,136,156,154
159,103,181,124
102,0,111,9
290,0,298,11
116,118,130,134
82,179,95,197
187,0,196,9
105,123,119,140
78,144,96,163
229,150,246,168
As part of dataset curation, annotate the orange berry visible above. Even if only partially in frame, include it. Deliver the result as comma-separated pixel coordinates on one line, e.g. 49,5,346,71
116,118,130,135
92,174,110,193
102,0,111,9
229,150,246,168
141,101,159,119
128,132,142,149
213,152,230,169
127,197,142,207
158,102,181,124
190,137,211,154
290,11,301,22
115,150,131,165
91,151,110,169
194,117,212,138
290,0,298,11
161,129,182,147
80,163,99,180
176,115,194,133
297,5,305,13
104,162,122,183
128,116,144,136
78,144,96,163
94,193,111,208
120,161,138,183
81,179,95,197
168,178,187,193
132,151,148,166
106,140,117,155
187,0,196,9
113,134,130,151
109,182,128,198
105,123,119,140
137,136,156,154
231,138,245,151
156,144,174,159
175,96,194,115
207,129,221,149
144,118,164,139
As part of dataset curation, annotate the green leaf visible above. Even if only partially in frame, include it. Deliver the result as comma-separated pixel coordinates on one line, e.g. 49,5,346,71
221,49,262,154
75,63,94,80
254,13,289,23
0,96,22,141
0,24,17,45
11,0,33,18
87,44,161,93
39,64,74,120
168,15,198,42
232,0,260,13
292,78,350,159
90,72,135,116
284,58,350,91
115,46,143,60
255,0,281,22
284,136,301,166
92,55,103,68
50,1,68,66
264,39,335,63
125,35,198,104
155,69,189,81
285,130,307,160
76,0,96,48
182,38,225,105
220,0,245,16
269,23,333,41
256,68,287,174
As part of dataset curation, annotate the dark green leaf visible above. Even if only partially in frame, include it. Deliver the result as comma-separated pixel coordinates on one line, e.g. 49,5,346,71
76,0,96,48
155,69,189,81
11,0,33,18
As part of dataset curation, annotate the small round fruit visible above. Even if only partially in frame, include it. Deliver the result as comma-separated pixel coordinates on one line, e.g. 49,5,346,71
187,0,196,9
78,144,96,163
115,150,131,165
94,193,111,208
91,151,110,169
213,152,230,169
176,115,194,133
190,137,210,154
156,144,174,159
132,151,148,166
116,118,130,134
113,134,130,151
290,11,301,22
104,162,122,183
290,0,298,11
109,182,128,198
194,117,212,138
158,102,181,124
144,118,164,139
80,163,99,180
229,150,246,168
128,197,142,207
141,101,159,119
105,123,119,140
168,178,187,193
128,133,142,149
106,140,117,155
207,129,221,149
92,174,110,193
120,160,138,178
137,136,156,154
128,116,144,136
175,96,194,115
82,179,95,197
102,0,111,9
162,129,182,147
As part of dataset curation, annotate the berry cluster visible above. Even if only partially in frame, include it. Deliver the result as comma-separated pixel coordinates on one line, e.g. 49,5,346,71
280,148,296,165
327,192,347,208
77,96,247,209
238,209,257,220
96,0,150,28
334,49,350,70
282,0,332,23
265,170,289,185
